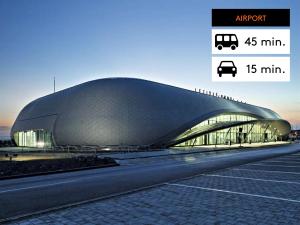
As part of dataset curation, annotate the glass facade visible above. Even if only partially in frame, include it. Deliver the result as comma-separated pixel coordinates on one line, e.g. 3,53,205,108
13,130,52,148
175,114,279,147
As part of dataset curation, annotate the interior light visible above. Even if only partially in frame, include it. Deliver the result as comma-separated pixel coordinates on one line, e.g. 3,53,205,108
37,141,45,148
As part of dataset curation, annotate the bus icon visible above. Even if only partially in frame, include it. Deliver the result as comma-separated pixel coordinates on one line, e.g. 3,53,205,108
215,34,238,50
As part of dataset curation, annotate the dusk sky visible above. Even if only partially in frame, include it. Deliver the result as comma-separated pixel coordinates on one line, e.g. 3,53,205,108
0,0,299,137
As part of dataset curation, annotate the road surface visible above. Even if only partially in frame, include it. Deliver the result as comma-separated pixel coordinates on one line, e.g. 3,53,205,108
1,144,300,222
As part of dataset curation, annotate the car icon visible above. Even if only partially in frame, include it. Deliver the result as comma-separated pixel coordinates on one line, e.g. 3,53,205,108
215,34,238,50
217,61,237,77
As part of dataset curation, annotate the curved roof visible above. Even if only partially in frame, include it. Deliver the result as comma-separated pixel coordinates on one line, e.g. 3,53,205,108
11,78,290,147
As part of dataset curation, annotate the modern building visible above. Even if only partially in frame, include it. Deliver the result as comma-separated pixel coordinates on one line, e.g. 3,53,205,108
11,78,291,149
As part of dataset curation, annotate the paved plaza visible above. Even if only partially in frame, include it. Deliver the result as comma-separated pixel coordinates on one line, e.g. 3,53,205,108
9,151,300,225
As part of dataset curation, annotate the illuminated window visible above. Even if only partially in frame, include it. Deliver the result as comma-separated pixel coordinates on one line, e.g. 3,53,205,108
174,113,278,147
13,129,52,148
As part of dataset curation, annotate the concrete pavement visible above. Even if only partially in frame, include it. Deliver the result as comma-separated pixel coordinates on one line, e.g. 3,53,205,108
1,143,300,223
12,151,300,225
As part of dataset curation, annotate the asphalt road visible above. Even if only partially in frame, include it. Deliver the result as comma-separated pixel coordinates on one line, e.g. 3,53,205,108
1,144,300,223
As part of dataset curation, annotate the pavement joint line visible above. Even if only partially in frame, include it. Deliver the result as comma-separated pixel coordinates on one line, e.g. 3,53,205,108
0,158,271,194
278,156,300,159
0,160,212,193
202,174,300,185
272,159,300,163
246,163,300,168
1,146,300,222
2,153,296,194
232,168,300,175
6,152,285,193
164,182,300,203
274,157,300,160
112,147,249,160
1,149,300,194
0,180,80,194
0,165,231,223
277,158,300,162
281,158,300,162
0,157,254,194
0,182,166,224
262,160,300,164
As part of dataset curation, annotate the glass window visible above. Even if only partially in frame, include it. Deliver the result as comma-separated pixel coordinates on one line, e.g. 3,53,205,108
13,129,52,148
174,113,264,147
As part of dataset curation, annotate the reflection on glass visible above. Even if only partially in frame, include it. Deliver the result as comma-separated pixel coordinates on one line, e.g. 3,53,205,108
175,113,278,147
13,130,52,148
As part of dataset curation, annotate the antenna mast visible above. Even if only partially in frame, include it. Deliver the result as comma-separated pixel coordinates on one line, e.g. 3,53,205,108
54,76,56,93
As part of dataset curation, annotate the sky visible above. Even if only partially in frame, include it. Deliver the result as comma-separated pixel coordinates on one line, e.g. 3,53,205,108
0,0,299,137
